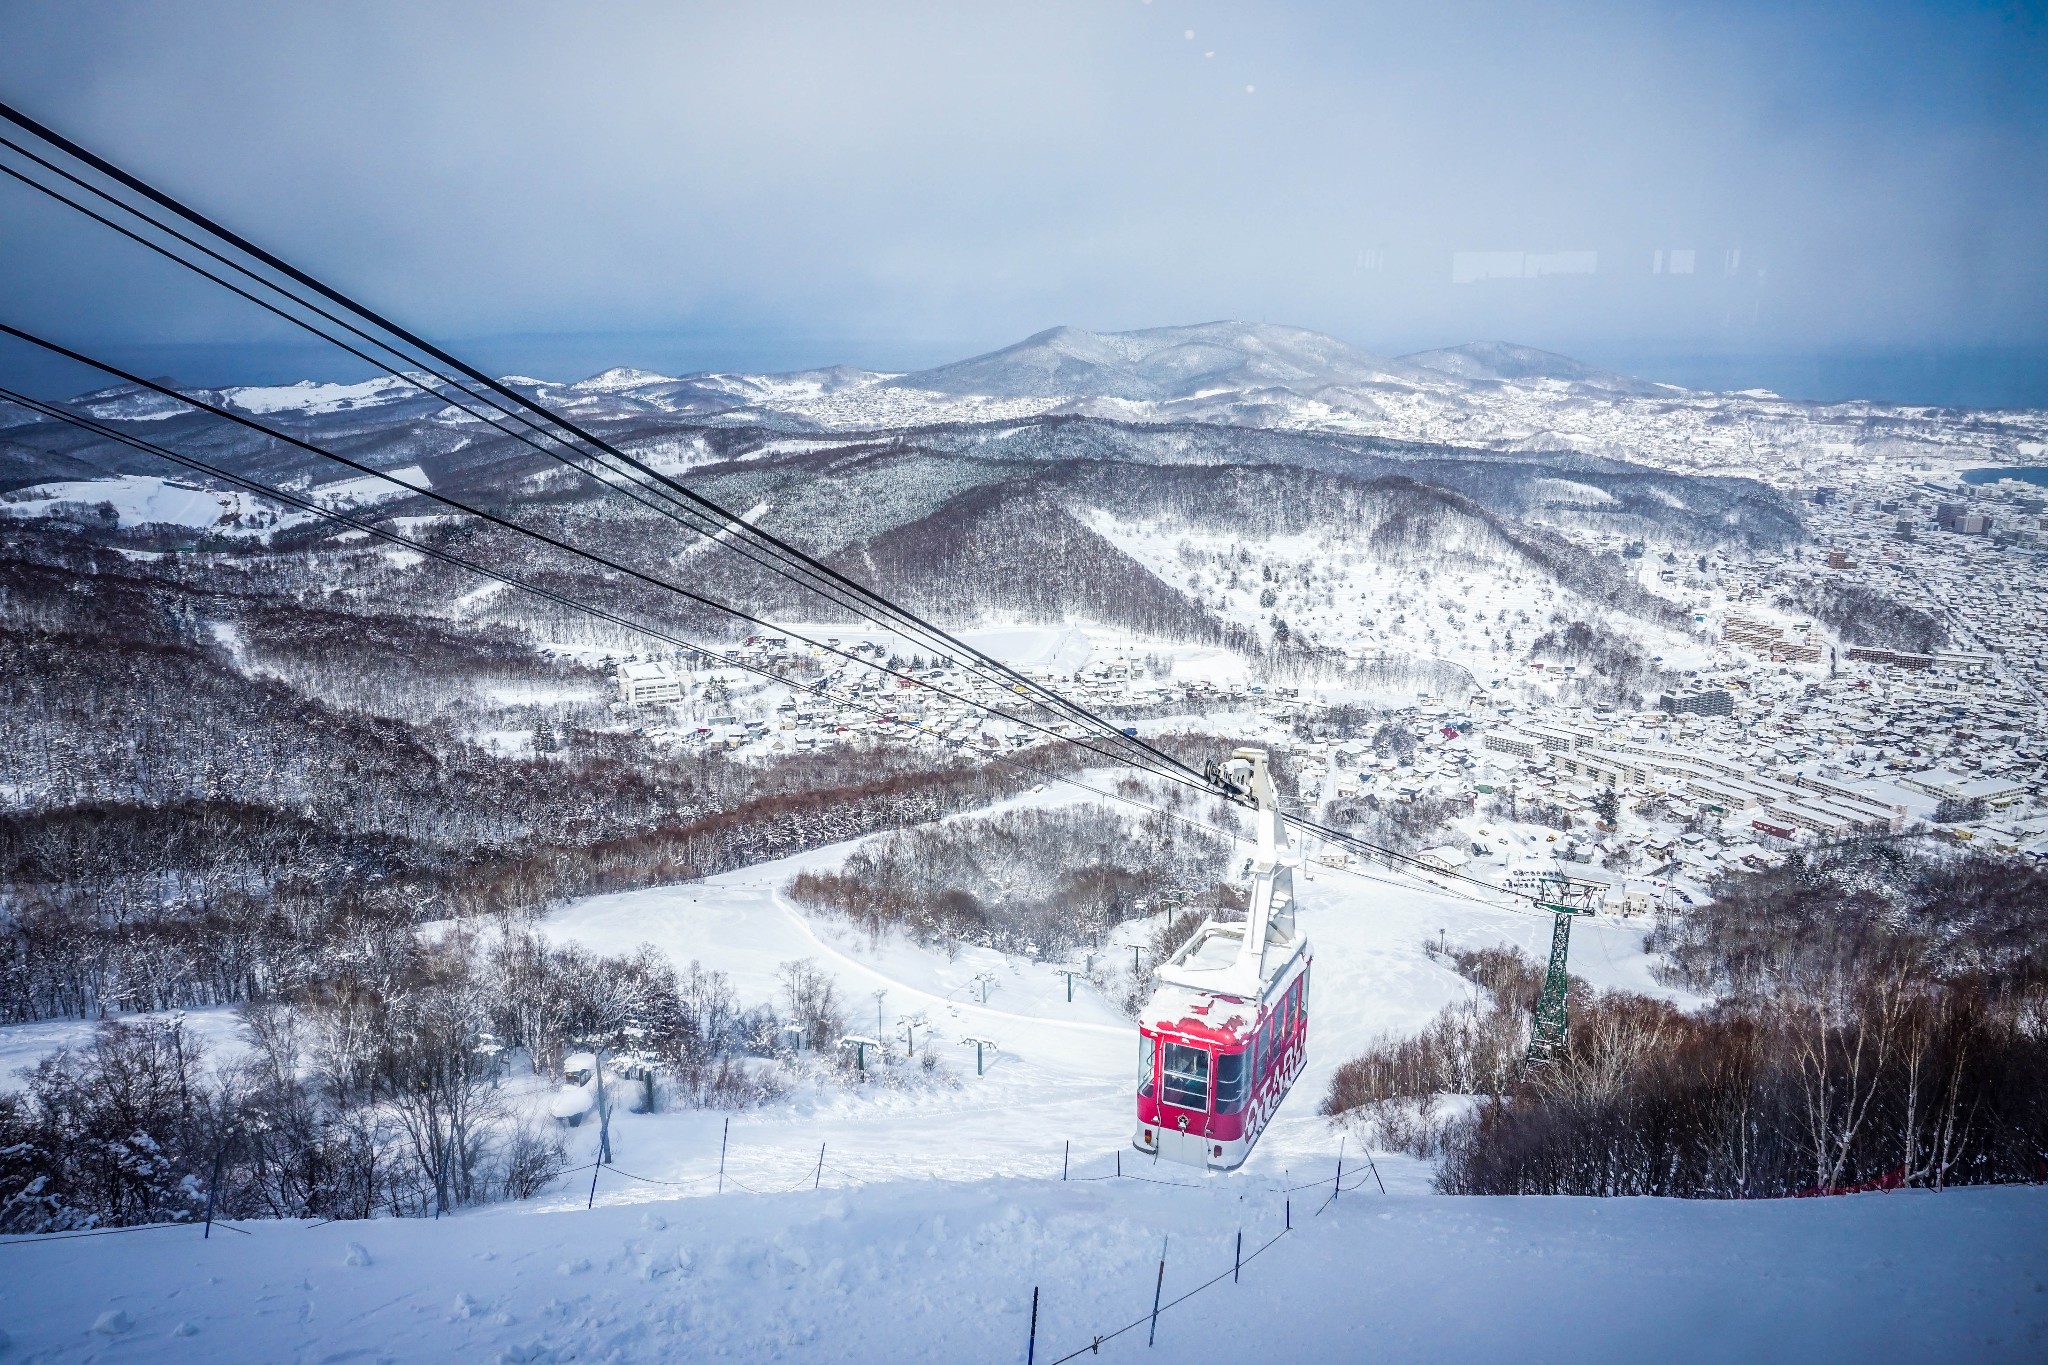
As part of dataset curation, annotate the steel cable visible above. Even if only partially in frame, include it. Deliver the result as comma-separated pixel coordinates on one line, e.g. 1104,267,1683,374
0,103,1214,792
0,96,1565,914
1,381,1559,923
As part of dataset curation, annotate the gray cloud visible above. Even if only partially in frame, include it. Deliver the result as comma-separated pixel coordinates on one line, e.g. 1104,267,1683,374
1,0,2043,387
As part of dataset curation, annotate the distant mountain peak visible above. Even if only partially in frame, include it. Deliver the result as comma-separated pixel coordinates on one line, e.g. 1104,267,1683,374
892,321,1422,403
569,366,680,392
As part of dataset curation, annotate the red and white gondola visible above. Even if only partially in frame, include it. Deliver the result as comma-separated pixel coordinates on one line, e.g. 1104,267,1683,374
1134,747,1311,1170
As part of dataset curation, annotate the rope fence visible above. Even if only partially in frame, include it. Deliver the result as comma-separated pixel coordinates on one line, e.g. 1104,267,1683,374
566,1128,1388,1211
0,1122,1391,1325
0,1218,250,1248
1027,1143,1388,1362
553,1127,1393,1364
1039,1225,1293,1365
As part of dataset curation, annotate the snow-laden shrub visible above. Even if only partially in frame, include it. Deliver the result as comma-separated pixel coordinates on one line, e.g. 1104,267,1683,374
1328,846,2048,1198
1322,943,1539,1152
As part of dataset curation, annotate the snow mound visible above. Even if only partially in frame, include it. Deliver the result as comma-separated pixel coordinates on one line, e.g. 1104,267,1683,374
568,367,680,392
897,321,1423,403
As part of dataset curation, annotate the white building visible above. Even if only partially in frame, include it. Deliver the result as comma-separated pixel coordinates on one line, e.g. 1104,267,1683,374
1900,769,2028,809
617,660,685,708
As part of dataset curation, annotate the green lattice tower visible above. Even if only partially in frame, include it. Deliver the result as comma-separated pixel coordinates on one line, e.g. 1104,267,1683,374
1526,874,1599,1066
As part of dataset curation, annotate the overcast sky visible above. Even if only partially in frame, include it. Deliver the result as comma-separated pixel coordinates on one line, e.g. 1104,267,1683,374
1,0,2044,398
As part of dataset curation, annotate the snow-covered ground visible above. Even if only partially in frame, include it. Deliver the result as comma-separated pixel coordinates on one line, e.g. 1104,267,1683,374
222,374,425,417
308,462,432,509
1078,506,1695,688
2,793,2039,1362
0,1006,248,1094
2,1169,2039,1362
531,793,1678,1194
0,475,235,529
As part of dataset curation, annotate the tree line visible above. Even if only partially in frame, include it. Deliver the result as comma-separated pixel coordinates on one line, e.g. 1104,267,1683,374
785,800,1234,960
0,920,881,1232
1323,840,2048,1196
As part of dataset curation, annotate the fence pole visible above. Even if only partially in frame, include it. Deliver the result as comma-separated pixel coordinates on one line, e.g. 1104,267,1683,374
1116,1149,1121,1178
1364,1145,1387,1195
587,1156,601,1209
203,1129,229,1239
1147,1235,1168,1347
718,1116,730,1194
1333,1137,1345,1204
1234,1228,1242,1284
595,1047,612,1167
1285,1198,1291,1231
1063,1140,1069,1181
815,1142,826,1191
1027,1285,1039,1365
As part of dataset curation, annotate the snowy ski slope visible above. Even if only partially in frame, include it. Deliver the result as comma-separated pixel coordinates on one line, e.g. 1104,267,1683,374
1,781,2044,1362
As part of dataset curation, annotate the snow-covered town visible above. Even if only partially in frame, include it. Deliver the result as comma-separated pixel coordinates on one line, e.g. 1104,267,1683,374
596,452,2048,907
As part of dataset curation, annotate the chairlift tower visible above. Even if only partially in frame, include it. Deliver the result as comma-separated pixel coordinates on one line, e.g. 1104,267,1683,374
1526,872,1601,1065
959,1035,999,1076
840,1034,882,1076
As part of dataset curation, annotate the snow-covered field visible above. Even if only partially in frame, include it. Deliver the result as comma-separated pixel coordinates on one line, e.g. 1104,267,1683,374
529,789,1677,1194
0,475,235,529
0,1006,248,1094
3,1161,2039,1362
3,795,2041,1362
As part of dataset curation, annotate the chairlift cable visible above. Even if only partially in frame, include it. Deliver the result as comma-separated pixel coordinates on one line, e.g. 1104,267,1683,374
0,386,1200,810
0,335,1194,787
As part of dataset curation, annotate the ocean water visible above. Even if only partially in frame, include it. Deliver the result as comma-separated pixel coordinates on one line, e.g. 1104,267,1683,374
1961,467,2048,488
1579,344,2048,410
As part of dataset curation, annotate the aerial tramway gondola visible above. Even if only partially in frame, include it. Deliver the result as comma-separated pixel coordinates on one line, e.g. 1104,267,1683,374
1134,747,1310,1170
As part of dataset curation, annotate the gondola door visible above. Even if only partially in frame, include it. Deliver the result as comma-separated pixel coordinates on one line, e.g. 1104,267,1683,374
1157,1038,1213,1164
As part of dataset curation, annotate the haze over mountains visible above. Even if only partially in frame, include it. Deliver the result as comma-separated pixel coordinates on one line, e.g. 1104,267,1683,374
55,321,1642,427
34,321,2040,486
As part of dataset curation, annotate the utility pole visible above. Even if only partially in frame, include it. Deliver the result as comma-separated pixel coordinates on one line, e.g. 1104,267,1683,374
871,989,888,1056
203,1124,234,1238
897,1011,928,1055
594,1044,613,1166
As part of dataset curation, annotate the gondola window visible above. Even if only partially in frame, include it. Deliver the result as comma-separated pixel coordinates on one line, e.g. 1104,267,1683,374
1161,1042,1210,1109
